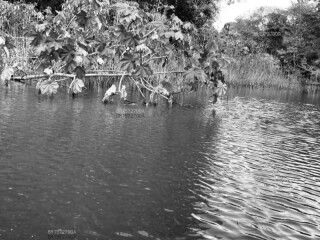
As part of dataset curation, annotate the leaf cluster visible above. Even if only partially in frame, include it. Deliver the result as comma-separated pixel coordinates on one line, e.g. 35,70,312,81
1,0,228,99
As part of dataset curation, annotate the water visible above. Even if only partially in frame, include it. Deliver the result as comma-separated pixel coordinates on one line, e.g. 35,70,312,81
0,83,320,240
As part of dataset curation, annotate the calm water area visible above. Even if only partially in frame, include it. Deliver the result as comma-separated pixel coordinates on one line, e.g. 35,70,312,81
0,83,320,240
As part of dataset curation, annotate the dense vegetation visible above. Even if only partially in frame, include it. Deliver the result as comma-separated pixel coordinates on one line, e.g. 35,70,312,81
1,0,320,104
220,0,320,86
5,0,220,28
0,0,229,104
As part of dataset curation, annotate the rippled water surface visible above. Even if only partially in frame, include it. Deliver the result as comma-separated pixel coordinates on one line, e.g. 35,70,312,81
0,84,320,240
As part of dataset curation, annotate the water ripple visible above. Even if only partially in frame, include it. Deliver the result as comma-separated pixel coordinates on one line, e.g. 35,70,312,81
1,85,320,239
193,97,320,239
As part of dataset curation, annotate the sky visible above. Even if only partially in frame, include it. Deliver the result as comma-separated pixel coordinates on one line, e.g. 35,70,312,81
213,0,293,30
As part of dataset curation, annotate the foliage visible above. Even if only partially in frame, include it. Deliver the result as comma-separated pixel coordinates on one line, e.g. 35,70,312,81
69,78,85,94
0,0,44,36
0,35,14,59
165,0,219,28
0,0,226,97
214,80,227,96
102,84,117,102
6,0,64,12
220,1,320,82
0,66,15,85
37,79,59,95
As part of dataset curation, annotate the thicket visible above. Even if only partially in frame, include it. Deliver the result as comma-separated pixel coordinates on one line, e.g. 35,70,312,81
0,0,227,104
5,0,220,28
221,1,320,85
0,0,43,36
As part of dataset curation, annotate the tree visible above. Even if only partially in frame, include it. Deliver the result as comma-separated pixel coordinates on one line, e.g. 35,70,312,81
6,0,64,12
221,0,320,80
7,0,221,28
127,0,220,28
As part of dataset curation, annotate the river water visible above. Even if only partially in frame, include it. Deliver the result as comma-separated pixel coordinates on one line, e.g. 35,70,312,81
0,83,320,240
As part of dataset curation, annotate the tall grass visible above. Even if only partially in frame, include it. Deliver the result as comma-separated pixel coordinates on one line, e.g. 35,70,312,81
0,0,42,72
0,0,42,36
224,53,302,90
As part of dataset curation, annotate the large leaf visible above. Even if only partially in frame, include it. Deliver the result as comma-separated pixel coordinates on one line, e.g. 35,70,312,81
92,38,106,53
119,53,137,72
134,64,153,78
102,84,117,102
39,80,59,95
183,67,206,83
70,78,85,94
214,80,227,96
1,67,14,84
122,32,140,47
114,2,141,24
58,44,76,63
150,20,168,33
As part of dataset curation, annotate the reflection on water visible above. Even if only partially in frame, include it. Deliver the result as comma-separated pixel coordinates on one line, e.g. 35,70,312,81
0,83,320,240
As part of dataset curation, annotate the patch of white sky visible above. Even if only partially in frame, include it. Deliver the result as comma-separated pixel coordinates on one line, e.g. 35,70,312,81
213,0,294,30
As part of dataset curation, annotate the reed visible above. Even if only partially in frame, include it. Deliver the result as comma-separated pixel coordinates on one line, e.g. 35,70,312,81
224,53,303,90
